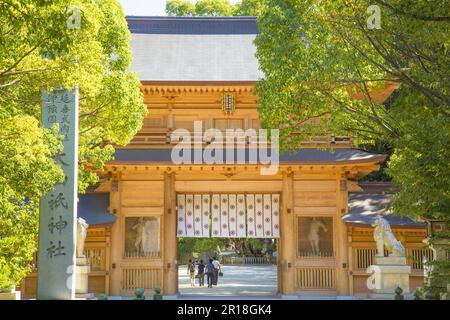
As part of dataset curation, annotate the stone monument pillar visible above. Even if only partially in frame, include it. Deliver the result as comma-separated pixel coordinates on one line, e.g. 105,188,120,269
75,218,94,299
366,216,411,299
38,88,78,300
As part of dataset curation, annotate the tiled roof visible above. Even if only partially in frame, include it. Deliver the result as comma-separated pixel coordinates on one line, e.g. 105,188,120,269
127,16,259,35
112,148,386,164
77,193,116,225
126,16,262,81
343,183,426,227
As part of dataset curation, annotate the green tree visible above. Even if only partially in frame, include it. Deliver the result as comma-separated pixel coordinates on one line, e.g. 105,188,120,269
0,118,64,290
234,0,267,16
178,238,225,263
194,0,234,16
166,0,195,16
388,90,450,220
255,0,449,295
166,0,265,16
0,0,146,289
255,0,449,218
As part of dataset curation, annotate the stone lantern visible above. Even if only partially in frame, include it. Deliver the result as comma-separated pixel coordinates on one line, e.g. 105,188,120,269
423,218,449,300
424,218,449,260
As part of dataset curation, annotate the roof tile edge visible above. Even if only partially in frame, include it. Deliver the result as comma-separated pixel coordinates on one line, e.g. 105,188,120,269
126,16,259,35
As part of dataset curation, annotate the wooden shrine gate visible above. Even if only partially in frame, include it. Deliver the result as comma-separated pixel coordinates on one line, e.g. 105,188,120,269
176,194,281,239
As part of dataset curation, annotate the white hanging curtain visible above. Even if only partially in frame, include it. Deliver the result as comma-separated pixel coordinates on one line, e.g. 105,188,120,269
177,193,280,238
176,194,187,237
177,194,210,237
245,193,280,239
211,194,221,237
236,194,247,237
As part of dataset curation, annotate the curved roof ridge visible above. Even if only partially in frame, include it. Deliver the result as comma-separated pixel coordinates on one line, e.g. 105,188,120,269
126,16,257,20
126,15,259,35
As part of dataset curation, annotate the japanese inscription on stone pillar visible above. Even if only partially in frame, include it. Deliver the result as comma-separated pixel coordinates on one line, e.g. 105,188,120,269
37,88,78,300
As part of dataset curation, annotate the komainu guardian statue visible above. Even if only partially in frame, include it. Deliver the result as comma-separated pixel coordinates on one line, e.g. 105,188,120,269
76,217,89,259
372,216,405,257
367,216,411,298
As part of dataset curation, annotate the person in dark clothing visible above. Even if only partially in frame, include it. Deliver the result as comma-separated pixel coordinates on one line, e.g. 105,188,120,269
206,259,215,288
197,259,205,286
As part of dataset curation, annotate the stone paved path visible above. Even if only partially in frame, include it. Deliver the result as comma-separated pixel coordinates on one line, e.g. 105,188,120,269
178,265,277,298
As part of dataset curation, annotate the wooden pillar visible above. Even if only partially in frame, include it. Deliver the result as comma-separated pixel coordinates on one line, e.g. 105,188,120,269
163,171,178,295
279,171,296,294
277,238,282,294
348,230,354,296
109,177,121,295
166,96,175,130
168,111,174,130
105,227,111,295
336,178,349,295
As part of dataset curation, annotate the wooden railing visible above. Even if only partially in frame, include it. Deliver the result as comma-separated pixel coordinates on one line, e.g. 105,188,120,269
28,247,107,272
127,129,355,148
296,267,336,289
301,135,355,147
354,248,377,269
129,129,172,145
352,246,434,271
221,256,276,265
122,268,162,291
406,247,434,270
298,251,334,258
124,250,161,259
84,247,106,271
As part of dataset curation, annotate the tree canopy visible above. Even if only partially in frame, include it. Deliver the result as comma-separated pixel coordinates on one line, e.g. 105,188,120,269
0,0,146,289
255,3,449,295
255,0,449,221
166,0,267,16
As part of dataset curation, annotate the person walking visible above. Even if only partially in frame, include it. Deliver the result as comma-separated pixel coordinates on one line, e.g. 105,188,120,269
212,256,221,286
187,259,196,287
197,259,205,287
206,259,215,288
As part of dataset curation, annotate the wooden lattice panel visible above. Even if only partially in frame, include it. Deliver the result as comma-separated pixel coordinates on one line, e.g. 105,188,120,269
122,268,162,291
296,267,336,289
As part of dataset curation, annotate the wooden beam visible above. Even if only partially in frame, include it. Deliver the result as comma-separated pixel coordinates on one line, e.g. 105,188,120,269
175,180,283,193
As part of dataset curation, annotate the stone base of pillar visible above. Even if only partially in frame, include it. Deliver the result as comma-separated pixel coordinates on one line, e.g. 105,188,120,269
367,256,411,300
0,288,21,300
280,294,298,300
75,292,95,299
369,292,412,300
75,257,94,299
163,294,180,300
